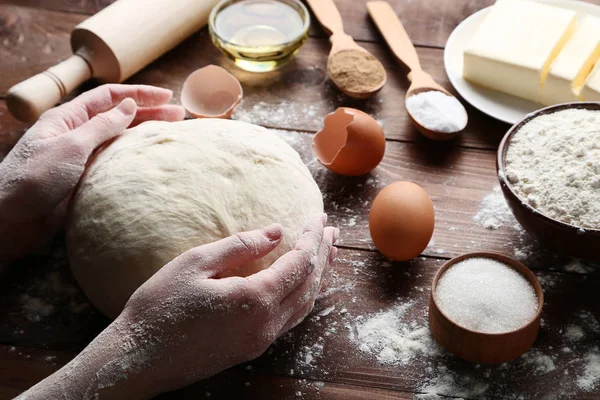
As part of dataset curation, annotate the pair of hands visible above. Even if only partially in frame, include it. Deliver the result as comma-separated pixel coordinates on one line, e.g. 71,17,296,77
6,84,339,399
21,214,337,399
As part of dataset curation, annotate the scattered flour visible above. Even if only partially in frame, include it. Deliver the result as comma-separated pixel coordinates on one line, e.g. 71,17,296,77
318,306,335,317
473,185,543,260
19,247,90,322
536,274,558,289
233,96,331,131
577,347,600,391
20,294,55,321
520,351,556,374
419,365,489,398
473,186,514,230
563,309,600,343
352,302,440,365
505,109,600,229
565,325,586,341
563,258,598,274
297,341,324,370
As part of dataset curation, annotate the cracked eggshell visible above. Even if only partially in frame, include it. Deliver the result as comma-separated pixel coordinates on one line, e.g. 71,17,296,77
312,107,385,176
181,65,243,119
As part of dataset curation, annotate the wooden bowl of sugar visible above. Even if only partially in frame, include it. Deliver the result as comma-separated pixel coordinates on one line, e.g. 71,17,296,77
429,252,543,364
497,102,600,261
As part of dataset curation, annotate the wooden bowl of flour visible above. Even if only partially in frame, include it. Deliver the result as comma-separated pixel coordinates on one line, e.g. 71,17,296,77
497,102,600,261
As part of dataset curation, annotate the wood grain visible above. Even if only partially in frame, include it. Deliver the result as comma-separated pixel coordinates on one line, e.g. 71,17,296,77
330,0,600,46
0,4,510,150
271,129,588,273
0,344,75,399
0,344,416,400
128,31,510,150
2,244,599,399
0,117,583,273
0,5,85,96
11,0,115,15
2,2,600,399
12,0,600,48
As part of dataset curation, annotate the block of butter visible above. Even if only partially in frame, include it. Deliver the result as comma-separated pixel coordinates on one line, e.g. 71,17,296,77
463,0,577,103
541,16,600,105
582,63,600,101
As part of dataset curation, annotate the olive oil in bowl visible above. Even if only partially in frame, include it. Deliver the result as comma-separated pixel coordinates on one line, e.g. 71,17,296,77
209,0,310,72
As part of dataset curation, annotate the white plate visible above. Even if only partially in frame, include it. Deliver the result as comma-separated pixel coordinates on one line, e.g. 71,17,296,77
444,0,600,125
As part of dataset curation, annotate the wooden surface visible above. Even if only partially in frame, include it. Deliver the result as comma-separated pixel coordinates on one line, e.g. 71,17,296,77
1,1,600,399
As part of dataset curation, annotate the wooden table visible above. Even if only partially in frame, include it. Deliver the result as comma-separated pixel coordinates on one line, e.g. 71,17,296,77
1,1,600,399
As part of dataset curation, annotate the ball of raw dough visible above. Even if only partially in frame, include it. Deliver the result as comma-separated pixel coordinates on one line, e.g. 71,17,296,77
66,119,323,318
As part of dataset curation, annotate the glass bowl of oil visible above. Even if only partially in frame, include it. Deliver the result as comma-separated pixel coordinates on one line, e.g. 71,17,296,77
209,0,310,72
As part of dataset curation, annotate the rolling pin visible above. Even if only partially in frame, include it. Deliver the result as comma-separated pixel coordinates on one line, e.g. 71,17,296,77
6,0,219,122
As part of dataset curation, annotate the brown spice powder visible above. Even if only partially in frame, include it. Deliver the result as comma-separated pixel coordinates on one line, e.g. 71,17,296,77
327,50,386,93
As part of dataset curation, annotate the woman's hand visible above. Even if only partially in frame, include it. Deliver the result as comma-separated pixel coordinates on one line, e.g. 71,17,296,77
0,84,185,261
18,214,339,399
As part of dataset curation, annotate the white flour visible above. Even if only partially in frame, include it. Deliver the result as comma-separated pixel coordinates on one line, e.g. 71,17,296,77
233,96,331,131
577,347,600,391
504,109,600,229
352,302,440,365
473,186,515,230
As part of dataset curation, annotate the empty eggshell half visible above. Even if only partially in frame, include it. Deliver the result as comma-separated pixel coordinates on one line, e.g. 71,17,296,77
312,107,385,176
181,65,243,119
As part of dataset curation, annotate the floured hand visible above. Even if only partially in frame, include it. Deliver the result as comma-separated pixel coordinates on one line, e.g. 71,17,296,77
0,84,185,261
17,214,339,399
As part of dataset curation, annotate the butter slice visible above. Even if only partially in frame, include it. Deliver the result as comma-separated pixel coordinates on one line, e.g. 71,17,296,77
541,16,600,105
581,62,600,101
463,0,577,103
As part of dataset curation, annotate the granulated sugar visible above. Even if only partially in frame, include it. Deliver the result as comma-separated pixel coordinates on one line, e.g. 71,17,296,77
405,91,468,133
435,257,538,333
505,108,600,229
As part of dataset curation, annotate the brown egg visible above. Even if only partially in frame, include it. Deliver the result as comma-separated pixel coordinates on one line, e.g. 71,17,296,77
312,107,385,176
369,181,435,261
180,65,243,119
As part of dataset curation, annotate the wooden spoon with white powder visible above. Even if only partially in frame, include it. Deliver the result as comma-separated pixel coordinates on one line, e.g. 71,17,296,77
368,1,468,140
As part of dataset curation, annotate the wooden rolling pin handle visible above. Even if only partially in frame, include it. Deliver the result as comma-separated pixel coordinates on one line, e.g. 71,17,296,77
6,54,93,123
305,0,345,36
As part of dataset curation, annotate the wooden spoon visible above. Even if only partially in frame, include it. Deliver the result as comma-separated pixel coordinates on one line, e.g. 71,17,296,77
367,1,468,140
306,0,386,99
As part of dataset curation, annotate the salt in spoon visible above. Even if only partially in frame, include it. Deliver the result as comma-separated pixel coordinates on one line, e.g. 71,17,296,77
306,0,386,99
367,1,468,140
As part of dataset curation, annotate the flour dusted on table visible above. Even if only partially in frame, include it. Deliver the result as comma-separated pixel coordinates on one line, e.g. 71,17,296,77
504,109,600,229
